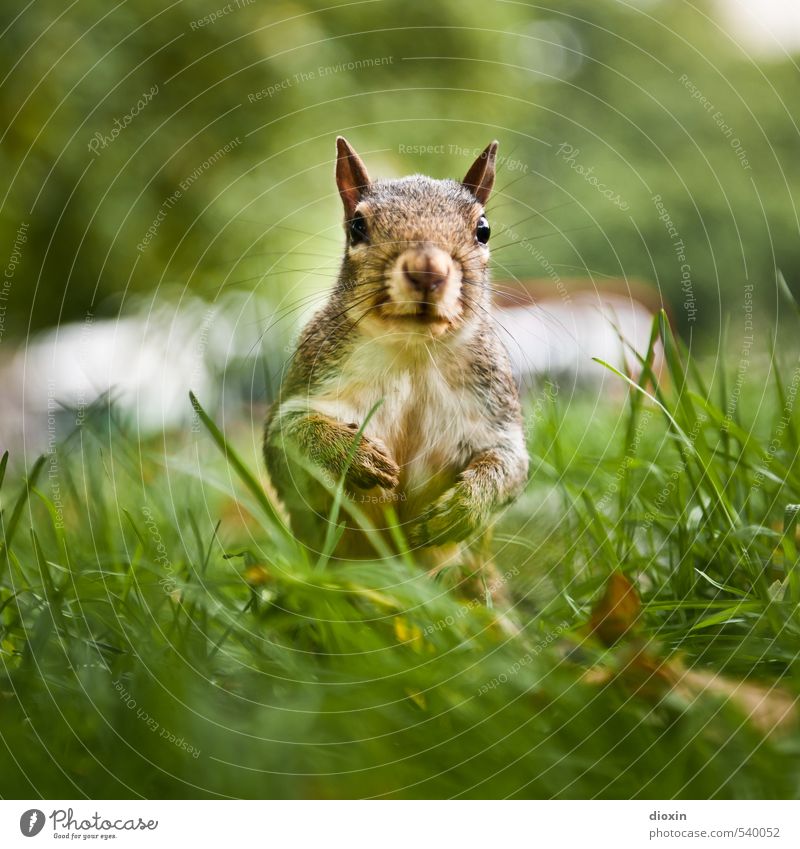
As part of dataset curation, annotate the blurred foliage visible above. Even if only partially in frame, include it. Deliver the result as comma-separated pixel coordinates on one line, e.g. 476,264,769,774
0,0,798,337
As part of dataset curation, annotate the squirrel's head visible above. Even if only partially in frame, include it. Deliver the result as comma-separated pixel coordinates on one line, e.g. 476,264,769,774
334,137,498,341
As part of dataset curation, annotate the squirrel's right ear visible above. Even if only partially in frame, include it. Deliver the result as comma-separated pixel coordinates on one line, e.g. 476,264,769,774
335,137,371,219
462,141,498,205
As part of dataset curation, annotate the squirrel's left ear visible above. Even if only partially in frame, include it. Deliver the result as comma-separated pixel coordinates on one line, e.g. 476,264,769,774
462,141,498,205
335,137,371,219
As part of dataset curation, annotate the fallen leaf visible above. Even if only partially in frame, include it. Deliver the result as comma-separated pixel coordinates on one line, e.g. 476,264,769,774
588,570,641,645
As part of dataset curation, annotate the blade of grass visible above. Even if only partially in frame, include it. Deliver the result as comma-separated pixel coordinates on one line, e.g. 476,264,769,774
0,451,8,493
0,455,46,581
189,391,294,547
593,357,739,531
318,400,384,568
690,602,760,631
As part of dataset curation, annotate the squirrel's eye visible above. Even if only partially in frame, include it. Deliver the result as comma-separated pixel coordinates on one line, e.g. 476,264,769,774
475,215,490,244
349,212,368,245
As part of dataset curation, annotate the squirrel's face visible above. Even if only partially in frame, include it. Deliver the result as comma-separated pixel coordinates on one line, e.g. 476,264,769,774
334,138,498,340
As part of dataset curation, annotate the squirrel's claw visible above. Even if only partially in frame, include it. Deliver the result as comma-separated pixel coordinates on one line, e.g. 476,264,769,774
409,483,480,547
345,437,400,491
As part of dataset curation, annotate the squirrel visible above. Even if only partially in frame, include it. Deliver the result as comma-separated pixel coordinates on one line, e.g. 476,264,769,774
264,137,529,576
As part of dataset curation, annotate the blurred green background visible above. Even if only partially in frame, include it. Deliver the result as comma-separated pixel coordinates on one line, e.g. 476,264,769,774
2,1,800,801
1,0,798,341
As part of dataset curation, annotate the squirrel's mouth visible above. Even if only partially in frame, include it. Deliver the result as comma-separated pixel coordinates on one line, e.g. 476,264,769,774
390,302,446,323
367,287,456,324
378,300,457,332
352,299,456,339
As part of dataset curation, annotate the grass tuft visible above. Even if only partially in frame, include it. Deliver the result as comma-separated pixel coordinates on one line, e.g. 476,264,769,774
0,320,799,799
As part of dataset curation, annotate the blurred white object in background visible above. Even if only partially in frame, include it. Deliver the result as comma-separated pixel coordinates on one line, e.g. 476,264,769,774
0,282,662,458
491,278,663,389
0,295,279,457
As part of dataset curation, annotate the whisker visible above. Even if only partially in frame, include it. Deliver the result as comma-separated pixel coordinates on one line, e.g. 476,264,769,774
486,223,598,253
497,199,582,234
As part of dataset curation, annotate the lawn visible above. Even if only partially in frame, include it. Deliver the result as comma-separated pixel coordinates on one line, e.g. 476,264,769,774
1,311,798,799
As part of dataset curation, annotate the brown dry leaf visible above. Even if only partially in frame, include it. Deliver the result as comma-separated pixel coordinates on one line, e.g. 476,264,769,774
618,646,679,697
583,574,797,735
585,646,798,737
582,645,676,699
675,664,798,737
588,570,641,645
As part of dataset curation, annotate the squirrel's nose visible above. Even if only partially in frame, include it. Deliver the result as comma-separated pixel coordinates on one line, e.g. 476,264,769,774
402,251,451,294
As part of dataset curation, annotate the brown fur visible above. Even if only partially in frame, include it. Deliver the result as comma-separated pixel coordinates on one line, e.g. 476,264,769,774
264,138,529,581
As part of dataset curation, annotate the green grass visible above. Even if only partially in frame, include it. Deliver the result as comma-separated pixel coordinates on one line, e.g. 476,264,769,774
1,312,799,799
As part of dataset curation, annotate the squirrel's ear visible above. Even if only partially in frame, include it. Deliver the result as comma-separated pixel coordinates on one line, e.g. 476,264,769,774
462,141,498,205
335,137,371,219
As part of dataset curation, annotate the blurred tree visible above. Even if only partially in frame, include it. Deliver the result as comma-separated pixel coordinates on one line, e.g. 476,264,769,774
0,0,796,338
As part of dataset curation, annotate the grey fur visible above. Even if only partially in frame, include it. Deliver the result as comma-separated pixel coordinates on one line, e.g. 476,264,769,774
264,141,529,561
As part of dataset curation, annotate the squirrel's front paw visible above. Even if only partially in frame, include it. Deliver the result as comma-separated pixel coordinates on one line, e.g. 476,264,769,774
409,482,484,547
345,434,400,491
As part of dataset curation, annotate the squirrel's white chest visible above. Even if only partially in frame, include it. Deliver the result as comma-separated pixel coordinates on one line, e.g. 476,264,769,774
309,343,490,491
